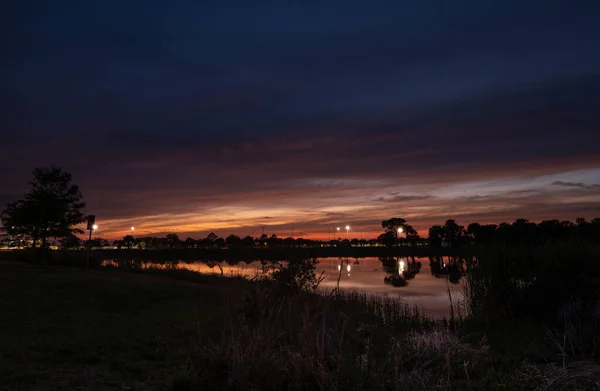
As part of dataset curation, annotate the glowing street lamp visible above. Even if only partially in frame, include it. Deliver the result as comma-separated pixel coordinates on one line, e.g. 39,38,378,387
396,227,403,247
87,224,98,269
345,225,350,239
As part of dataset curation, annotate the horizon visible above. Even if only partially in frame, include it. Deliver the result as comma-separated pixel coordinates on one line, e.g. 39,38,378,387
2,1,600,240
71,213,600,242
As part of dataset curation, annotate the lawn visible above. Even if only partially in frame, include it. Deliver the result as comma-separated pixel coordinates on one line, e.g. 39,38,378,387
0,262,236,390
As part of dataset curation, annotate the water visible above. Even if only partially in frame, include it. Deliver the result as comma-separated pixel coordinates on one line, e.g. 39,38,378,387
102,256,465,318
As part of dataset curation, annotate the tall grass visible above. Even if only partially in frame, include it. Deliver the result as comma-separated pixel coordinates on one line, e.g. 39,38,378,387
173,258,530,390
189,281,498,390
463,243,600,361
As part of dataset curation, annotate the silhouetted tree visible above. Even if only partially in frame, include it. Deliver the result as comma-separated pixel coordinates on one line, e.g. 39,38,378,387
123,235,135,249
258,233,268,246
443,219,465,247
377,232,395,247
60,234,81,249
214,237,226,248
166,233,180,248
1,166,85,263
184,237,196,248
241,235,255,247
381,217,416,246
467,223,497,245
428,225,444,248
225,234,241,247
267,234,279,248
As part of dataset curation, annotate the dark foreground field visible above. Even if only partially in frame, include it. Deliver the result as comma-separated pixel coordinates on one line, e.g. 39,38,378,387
0,262,241,390
1,258,600,390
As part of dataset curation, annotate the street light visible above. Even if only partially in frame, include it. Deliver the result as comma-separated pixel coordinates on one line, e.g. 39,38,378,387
396,227,403,246
87,224,98,269
345,225,350,239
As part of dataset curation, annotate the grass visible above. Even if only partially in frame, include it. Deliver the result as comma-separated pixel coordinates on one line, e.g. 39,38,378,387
0,262,240,390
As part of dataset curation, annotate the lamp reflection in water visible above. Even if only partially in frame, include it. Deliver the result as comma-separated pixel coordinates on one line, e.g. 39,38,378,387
337,262,352,275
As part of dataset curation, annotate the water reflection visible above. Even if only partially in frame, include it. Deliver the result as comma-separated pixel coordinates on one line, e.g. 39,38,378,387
101,256,464,317
429,256,465,285
379,256,422,287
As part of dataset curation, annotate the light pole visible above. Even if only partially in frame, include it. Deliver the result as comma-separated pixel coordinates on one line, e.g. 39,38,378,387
87,224,98,269
345,225,350,239
336,227,340,241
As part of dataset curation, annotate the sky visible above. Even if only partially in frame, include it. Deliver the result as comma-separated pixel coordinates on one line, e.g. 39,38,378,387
2,0,600,240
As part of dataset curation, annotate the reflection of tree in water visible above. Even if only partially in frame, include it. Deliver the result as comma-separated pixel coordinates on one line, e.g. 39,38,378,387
429,256,464,284
380,256,422,287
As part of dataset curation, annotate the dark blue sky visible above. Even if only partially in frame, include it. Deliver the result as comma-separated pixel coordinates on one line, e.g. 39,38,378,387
2,0,600,238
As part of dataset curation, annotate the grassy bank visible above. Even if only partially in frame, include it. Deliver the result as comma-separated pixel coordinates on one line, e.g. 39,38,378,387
2,259,599,390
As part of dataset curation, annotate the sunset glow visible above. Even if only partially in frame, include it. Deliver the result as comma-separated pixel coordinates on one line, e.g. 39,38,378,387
2,1,599,240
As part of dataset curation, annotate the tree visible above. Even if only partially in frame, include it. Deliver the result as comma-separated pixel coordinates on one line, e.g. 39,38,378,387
184,237,196,248
60,234,82,249
428,225,444,248
381,218,414,236
1,166,85,262
123,235,135,249
225,235,241,247
258,233,268,246
377,231,396,247
166,233,180,248
267,234,279,247
443,219,465,247
381,217,416,247
240,235,255,247
214,237,226,247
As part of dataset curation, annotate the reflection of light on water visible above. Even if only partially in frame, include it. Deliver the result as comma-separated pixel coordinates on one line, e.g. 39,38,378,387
100,260,263,278
398,260,405,274
101,257,463,319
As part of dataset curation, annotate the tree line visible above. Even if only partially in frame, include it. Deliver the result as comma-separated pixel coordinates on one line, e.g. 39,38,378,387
428,217,600,248
2,166,599,251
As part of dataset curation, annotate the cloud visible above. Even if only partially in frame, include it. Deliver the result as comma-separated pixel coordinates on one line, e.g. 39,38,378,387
553,181,600,190
392,195,432,201
2,1,600,239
